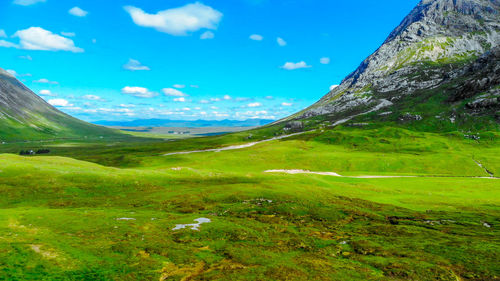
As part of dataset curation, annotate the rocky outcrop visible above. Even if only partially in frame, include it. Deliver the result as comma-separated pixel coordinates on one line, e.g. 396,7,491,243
290,0,500,123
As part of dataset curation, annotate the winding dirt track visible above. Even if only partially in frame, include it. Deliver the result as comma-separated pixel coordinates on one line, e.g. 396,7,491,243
163,131,308,156
264,169,498,180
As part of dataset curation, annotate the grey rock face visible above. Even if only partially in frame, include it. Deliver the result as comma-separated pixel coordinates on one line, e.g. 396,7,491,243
292,0,500,122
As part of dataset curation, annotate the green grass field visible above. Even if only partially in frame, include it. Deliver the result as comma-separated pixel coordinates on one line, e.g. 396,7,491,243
0,125,498,280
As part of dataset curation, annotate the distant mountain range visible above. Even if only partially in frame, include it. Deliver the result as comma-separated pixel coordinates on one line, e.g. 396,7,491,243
93,118,275,128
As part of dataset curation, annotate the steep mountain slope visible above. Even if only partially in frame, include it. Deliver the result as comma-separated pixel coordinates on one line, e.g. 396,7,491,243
290,0,500,130
0,68,119,141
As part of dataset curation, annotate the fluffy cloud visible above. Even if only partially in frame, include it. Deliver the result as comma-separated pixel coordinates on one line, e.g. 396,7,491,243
34,78,58,84
69,7,88,17
223,95,231,100
0,27,84,52
163,88,187,97
0,40,19,48
174,97,186,102
200,31,215,39
124,3,223,36
39,89,57,97
277,37,287,46
13,0,45,6
122,86,158,98
48,99,72,107
173,84,185,89
281,102,292,106
82,95,104,101
330,85,339,91
123,59,150,71
6,69,31,77
249,34,263,41
5,70,17,77
0,30,6,38
60,32,76,37
19,55,32,60
281,61,311,70
247,102,262,107
320,57,330,64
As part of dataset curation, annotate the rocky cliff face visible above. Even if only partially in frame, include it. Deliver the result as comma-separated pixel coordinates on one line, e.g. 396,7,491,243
0,68,117,141
293,0,500,127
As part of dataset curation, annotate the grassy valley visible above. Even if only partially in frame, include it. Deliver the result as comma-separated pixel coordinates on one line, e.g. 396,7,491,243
0,125,498,280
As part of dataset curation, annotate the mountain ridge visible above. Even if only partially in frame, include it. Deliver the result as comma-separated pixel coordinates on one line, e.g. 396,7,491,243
0,68,120,141
287,0,500,130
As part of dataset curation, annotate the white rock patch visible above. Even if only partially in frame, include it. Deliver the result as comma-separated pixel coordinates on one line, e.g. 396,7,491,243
172,218,211,231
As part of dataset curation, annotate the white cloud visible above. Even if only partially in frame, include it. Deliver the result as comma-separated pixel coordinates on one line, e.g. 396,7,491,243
190,85,199,88
39,89,57,97
69,7,88,17
48,99,72,107
0,40,19,49
119,104,136,108
330,85,339,91
281,61,311,70
121,86,158,98
0,30,6,38
320,57,330,64
281,102,292,106
200,99,210,104
19,55,32,60
13,0,45,6
5,69,31,78
264,96,274,100
200,31,215,40
6,70,17,77
174,97,186,102
250,34,263,41
277,37,286,46
3,27,84,52
163,88,187,97
34,78,58,84
82,95,103,101
123,59,150,71
248,102,262,107
223,95,231,100
210,98,221,102
124,3,223,36
60,32,76,37
173,84,185,89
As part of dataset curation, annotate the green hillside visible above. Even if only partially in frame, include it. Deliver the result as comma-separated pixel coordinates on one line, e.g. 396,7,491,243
0,68,122,142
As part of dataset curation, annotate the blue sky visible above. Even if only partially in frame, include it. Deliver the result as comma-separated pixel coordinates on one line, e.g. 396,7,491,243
0,0,419,122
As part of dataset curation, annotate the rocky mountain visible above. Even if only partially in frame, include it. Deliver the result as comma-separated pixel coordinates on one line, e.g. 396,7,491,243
289,0,500,130
0,68,119,141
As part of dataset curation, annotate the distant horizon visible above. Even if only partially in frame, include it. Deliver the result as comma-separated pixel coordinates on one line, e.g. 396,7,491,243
1,0,419,122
